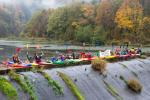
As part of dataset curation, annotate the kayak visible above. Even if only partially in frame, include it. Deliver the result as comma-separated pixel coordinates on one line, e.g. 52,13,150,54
80,57,96,61
66,59,82,63
52,59,83,65
3,61,53,68
131,54,140,57
38,62,54,66
105,56,117,59
53,60,65,65
2,61,32,68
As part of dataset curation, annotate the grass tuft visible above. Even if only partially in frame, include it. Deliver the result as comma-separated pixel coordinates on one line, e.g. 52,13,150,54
8,70,29,93
58,72,85,100
0,76,18,100
24,76,38,100
38,70,64,95
118,63,128,69
103,80,123,100
8,70,38,100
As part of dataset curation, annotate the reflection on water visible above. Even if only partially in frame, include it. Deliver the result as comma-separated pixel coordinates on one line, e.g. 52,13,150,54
0,45,55,62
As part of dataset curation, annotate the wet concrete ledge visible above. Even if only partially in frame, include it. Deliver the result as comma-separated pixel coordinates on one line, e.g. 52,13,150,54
0,57,150,100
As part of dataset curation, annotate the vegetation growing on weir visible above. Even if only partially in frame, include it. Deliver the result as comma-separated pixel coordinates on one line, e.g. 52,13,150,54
0,76,18,100
38,70,64,95
103,80,123,100
120,75,142,93
24,76,38,100
118,63,138,78
58,72,85,100
92,58,107,74
8,70,38,100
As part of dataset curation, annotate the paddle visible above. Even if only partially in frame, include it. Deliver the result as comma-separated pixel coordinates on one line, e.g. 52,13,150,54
26,44,31,63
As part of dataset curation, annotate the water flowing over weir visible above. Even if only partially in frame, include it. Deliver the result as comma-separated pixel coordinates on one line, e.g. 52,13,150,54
1,58,150,100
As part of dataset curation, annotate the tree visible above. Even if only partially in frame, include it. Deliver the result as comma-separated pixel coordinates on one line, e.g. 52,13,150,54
115,0,143,42
96,0,122,40
141,17,150,39
23,10,51,37
75,25,93,43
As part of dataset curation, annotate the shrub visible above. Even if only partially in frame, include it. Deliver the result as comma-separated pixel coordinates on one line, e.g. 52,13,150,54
120,76,142,93
127,79,142,93
91,58,107,74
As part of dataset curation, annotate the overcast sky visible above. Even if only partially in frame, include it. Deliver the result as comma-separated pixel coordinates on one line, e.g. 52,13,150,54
0,0,94,8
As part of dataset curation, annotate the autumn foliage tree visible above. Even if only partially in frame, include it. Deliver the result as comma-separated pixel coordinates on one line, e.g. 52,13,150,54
115,0,143,43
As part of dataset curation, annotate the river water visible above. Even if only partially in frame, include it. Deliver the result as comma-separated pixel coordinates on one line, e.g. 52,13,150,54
0,40,150,61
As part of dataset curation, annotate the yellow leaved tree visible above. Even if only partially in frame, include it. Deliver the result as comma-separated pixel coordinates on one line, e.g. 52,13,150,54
115,0,143,42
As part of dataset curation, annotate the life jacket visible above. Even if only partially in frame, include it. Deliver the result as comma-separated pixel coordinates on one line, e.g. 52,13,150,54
51,57,57,62
35,56,42,63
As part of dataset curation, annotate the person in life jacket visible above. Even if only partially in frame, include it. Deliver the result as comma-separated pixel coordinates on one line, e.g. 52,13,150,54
12,54,21,64
136,48,142,54
26,52,34,63
34,51,44,63
115,47,121,55
72,52,75,59
130,48,135,54
80,52,86,58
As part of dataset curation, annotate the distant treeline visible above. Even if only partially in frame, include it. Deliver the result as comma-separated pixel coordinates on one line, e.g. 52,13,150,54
22,0,150,44
0,0,48,37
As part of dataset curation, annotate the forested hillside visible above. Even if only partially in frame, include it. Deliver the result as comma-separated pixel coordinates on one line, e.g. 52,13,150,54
0,0,44,36
0,0,100,37
22,0,150,44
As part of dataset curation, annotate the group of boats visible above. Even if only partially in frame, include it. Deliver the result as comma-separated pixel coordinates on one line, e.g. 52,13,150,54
0,47,142,71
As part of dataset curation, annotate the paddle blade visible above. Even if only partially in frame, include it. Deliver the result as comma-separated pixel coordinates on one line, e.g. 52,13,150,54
16,48,21,53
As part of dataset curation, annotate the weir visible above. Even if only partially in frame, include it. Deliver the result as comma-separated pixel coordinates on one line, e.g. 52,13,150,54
0,58,150,100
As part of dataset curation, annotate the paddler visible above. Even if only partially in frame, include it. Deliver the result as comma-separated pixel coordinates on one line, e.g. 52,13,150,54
12,54,21,64
13,47,22,64
34,51,44,63
26,44,33,63
26,52,34,63
136,48,142,54
72,52,75,59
